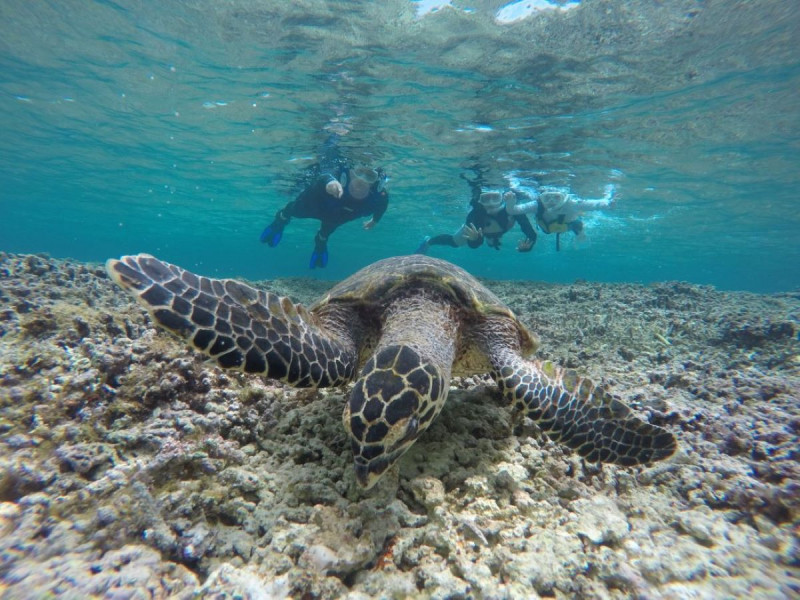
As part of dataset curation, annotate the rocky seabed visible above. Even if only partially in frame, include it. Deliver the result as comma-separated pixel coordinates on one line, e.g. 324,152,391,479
0,252,797,599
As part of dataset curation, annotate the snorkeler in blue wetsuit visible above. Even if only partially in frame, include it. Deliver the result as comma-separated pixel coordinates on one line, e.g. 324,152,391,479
261,137,389,269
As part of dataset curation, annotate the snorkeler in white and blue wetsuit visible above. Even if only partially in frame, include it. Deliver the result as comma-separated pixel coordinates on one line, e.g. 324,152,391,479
506,183,616,251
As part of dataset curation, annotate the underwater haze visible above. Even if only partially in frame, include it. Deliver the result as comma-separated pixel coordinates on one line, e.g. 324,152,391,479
0,0,798,292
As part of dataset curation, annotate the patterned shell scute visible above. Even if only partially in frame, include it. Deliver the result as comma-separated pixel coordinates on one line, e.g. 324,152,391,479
311,255,514,319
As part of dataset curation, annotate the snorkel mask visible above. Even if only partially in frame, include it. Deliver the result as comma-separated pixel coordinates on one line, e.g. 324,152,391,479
479,191,505,214
346,166,380,200
540,190,567,212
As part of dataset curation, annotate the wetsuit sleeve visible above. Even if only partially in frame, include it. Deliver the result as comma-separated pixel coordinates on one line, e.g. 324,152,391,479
515,214,537,240
465,208,485,249
505,190,538,215
371,190,389,223
295,175,336,204
574,198,612,211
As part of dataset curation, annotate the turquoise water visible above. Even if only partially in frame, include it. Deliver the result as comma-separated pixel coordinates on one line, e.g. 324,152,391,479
0,0,798,292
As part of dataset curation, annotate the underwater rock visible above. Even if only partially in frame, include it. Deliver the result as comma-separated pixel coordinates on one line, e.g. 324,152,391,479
200,563,290,599
571,496,630,545
54,442,116,478
409,476,446,509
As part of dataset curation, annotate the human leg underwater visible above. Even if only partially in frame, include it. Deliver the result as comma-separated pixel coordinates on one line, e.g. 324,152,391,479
310,221,341,269
415,234,460,254
415,222,476,254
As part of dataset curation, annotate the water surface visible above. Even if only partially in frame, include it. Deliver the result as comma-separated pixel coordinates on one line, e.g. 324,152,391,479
0,0,797,291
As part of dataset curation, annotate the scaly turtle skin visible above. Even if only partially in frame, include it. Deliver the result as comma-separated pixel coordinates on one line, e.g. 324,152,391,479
107,254,676,488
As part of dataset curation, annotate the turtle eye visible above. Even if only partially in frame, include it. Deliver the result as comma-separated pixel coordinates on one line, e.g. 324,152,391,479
401,416,419,443
383,415,421,450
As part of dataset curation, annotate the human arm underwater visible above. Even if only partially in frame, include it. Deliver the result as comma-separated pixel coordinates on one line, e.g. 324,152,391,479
514,213,537,252
326,178,344,198
363,190,389,230
463,208,486,248
504,190,538,215
296,174,344,202
566,184,617,211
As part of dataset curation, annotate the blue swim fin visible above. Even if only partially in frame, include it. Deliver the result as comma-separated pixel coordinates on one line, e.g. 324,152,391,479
309,247,329,269
310,233,329,269
260,224,283,247
260,213,288,247
415,236,431,255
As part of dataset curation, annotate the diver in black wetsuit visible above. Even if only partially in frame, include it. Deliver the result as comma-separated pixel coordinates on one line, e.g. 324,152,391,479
416,175,537,255
260,136,389,269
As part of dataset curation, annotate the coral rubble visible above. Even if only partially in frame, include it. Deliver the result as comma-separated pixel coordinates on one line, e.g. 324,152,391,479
1,252,798,599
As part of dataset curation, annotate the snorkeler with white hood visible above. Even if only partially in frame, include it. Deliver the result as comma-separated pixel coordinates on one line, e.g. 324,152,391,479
505,183,616,251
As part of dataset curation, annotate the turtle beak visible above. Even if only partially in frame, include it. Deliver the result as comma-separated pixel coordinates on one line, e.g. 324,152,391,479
353,456,391,489
350,419,422,489
353,462,374,488
353,452,402,490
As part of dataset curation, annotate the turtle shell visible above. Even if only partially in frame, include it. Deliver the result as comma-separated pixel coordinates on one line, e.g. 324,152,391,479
311,255,537,353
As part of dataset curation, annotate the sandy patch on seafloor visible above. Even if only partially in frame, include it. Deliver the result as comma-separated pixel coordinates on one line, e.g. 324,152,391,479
0,252,798,599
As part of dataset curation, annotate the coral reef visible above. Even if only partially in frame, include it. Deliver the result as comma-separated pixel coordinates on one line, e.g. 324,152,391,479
0,252,798,599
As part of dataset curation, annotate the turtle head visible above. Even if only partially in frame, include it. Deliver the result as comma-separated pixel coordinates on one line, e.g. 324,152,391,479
344,406,422,489
343,385,427,489
343,346,444,489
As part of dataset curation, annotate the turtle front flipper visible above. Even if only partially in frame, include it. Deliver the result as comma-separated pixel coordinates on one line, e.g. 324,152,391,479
497,357,676,464
106,254,357,388
478,319,676,465
343,295,457,488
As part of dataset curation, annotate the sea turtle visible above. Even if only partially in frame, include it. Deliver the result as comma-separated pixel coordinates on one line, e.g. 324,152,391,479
107,254,676,488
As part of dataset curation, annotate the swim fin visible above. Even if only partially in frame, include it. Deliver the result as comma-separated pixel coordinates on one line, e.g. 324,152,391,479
260,225,283,247
260,212,288,247
414,236,431,255
310,234,329,269
309,247,328,269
